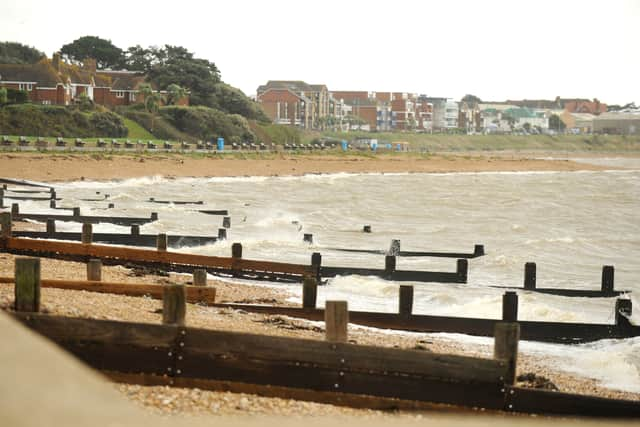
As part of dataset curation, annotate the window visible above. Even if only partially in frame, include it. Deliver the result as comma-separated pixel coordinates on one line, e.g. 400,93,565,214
115,91,125,98
19,83,33,91
41,100,51,105
130,92,136,102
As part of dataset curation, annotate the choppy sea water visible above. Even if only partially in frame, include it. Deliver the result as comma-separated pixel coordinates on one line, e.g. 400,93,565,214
10,157,640,392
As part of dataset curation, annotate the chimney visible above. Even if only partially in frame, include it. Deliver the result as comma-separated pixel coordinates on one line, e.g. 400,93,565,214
83,58,97,73
52,52,61,72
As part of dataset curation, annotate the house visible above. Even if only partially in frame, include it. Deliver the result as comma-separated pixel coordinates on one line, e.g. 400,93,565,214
0,53,188,107
256,81,331,129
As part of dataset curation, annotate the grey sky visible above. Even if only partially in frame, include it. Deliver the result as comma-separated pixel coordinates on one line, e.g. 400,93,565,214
1,0,639,105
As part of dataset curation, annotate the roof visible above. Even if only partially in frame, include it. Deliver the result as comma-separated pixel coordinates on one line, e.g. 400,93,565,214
0,59,62,87
258,80,327,95
594,112,640,121
96,71,147,90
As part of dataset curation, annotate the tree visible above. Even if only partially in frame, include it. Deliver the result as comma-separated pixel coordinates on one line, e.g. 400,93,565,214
0,87,7,104
461,94,482,107
145,45,220,106
548,114,566,132
138,83,163,132
0,42,45,64
522,122,531,133
60,36,123,68
166,84,188,105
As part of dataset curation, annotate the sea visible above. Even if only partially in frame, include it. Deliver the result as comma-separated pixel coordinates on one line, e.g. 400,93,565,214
10,156,640,393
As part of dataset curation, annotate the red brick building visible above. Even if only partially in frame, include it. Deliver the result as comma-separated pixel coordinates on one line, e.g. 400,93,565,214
0,53,188,107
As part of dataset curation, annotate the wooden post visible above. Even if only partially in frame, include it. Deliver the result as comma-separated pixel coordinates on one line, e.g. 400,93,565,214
1,212,12,238
87,259,102,281
302,275,318,309
218,228,227,240
131,225,140,236
385,255,396,275
399,285,414,318
157,233,168,252
524,262,536,290
50,190,56,200
303,233,313,244
46,219,55,236
107,203,115,209
325,300,348,342
72,207,80,217
150,212,158,221
49,199,56,209
162,284,186,326
615,299,632,328
14,257,40,312
502,291,518,322
232,242,242,259
363,225,371,233
602,265,614,294
457,259,468,281
11,203,19,216
494,322,520,385
223,216,231,229
193,269,207,286
311,252,322,282
388,239,400,256
81,223,92,244
474,244,485,256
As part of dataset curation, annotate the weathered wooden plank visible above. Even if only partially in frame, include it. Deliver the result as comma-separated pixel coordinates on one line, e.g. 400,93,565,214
13,212,155,226
233,258,313,276
320,266,464,283
11,231,218,248
208,303,640,343
2,237,234,269
505,386,640,417
11,313,175,374
182,327,506,384
0,276,217,304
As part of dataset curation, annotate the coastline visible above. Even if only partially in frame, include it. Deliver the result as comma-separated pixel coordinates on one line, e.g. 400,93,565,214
0,152,614,182
1,151,639,419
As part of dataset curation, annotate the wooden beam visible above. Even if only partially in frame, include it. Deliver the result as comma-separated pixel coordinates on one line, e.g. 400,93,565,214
0,276,217,304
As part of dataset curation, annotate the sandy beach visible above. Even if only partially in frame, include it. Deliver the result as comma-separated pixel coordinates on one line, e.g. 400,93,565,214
0,152,611,182
1,151,638,420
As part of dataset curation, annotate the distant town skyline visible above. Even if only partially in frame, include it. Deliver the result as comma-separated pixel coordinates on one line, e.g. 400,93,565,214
1,0,638,105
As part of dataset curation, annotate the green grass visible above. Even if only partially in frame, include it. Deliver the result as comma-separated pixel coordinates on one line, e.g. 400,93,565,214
122,118,155,140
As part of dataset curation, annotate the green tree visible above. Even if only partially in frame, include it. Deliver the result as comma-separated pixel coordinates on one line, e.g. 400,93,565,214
138,83,163,132
145,45,220,107
0,87,7,104
548,114,566,132
166,84,188,105
461,94,482,107
60,36,123,68
0,42,45,64
522,122,531,133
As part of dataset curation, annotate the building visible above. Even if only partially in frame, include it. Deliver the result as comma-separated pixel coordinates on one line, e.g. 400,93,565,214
560,112,595,134
593,113,640,134
0,53,188,107
256,81,331,129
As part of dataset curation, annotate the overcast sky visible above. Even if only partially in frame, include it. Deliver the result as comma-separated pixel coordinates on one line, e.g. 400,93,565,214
1,0,638,105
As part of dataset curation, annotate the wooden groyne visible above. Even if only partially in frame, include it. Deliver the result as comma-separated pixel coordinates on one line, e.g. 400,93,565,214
328,240,486,259
11,230,220,248
491,262,629,297
9,204,158,226
4,259,639,417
